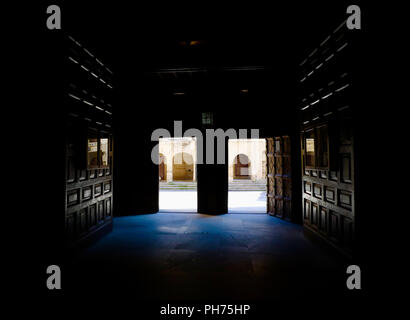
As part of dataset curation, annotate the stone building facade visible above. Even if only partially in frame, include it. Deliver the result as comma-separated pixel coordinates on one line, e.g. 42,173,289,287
228,139,266,183
159,138,197,181
159,138,266,183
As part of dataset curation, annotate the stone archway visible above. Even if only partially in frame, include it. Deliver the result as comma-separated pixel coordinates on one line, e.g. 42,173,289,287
233,154,251,179
172,152,194,181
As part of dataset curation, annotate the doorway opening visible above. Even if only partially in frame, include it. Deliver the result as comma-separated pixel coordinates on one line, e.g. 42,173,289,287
228,139,267,213
159,137,197,212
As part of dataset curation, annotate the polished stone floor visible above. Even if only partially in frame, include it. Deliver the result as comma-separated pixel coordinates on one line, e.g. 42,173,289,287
64,212,347,301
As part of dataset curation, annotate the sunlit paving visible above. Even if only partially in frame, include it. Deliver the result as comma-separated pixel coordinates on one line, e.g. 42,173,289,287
228,191,266,213
159,190,266,213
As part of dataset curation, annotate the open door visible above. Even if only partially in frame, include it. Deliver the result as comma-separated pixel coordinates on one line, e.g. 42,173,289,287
267,136,292,220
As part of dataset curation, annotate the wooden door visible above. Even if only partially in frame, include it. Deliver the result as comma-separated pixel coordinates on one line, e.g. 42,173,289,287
267,136,292,220
297,22,355,256
159,154,165,181
173,152,194,181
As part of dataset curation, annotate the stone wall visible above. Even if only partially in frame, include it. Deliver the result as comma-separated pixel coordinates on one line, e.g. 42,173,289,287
228,139,266,182
159,138,197,181
159,138,266,182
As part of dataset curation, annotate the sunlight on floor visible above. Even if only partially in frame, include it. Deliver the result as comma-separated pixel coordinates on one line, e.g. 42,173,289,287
159,190,197,212
228,191,266,213
159,190,266,213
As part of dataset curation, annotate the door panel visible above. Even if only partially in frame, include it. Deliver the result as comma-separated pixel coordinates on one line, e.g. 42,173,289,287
267,136,292,220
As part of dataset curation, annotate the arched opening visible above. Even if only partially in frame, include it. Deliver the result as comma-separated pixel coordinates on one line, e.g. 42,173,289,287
172,152,194,181
159,153,167,181
233,154,251,179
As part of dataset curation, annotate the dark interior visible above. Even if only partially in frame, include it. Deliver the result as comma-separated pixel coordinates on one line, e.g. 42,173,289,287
29,1,379,313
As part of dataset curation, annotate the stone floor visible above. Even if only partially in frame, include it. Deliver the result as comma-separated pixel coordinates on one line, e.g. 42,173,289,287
64,212,348,301
159,190,266,213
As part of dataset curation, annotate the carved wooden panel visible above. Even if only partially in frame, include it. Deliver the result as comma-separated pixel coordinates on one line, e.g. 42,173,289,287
311,203,318,227
78,208,88,235
64,35,114,246
267,138,275,215
319,207,327,233
267,136,292,221
89,204,97,228
299,22,355,256
82,186,92,201
65,213,75,239
98,200,105,222
304,199,311,221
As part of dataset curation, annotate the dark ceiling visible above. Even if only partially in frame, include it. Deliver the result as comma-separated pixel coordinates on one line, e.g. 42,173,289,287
61,1,352,75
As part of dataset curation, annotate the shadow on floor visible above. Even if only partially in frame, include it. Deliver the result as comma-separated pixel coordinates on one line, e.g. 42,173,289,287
62,213,351,302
